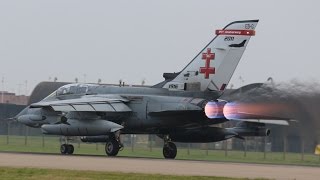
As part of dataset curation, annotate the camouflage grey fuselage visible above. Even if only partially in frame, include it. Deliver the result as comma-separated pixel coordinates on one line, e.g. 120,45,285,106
19,84,225,135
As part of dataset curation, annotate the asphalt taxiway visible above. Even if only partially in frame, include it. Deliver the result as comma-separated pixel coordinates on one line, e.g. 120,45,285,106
0,152,319,180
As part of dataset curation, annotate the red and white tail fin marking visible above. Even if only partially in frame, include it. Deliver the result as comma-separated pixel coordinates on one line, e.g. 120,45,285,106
163,20,259,92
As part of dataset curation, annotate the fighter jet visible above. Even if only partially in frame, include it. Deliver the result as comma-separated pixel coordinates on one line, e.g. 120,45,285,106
16,20,283,159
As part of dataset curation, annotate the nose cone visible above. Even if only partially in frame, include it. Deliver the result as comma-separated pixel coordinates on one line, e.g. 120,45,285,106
17,115,45,122
15,106,30,119
15,106,46,127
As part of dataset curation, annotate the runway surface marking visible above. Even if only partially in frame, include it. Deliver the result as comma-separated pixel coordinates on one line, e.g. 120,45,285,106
0,152,319,180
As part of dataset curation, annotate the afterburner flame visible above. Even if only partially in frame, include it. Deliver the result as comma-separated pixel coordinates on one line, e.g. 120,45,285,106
223,102,240,119
204,101,225,119
223,102,290,119
205,101,290,120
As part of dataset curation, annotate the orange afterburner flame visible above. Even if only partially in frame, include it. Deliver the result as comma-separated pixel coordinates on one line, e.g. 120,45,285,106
205,101,290,120
204,101,226,119
223,102,290,119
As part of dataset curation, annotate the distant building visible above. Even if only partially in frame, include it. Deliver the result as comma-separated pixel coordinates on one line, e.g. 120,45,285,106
0,91,29,105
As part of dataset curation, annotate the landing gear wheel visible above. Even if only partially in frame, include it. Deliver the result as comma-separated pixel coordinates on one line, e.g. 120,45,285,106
163,142,177,159
66,144,74,154
60,144,68,154
60,144,74,155
105,139,120,156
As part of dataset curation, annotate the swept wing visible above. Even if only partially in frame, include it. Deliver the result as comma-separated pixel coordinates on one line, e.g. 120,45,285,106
30,95,131,113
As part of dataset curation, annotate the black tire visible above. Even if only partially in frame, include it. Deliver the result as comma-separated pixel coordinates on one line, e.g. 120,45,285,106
105,139,120,156
163,142,177,159
60,144,68,154
67,144,74,154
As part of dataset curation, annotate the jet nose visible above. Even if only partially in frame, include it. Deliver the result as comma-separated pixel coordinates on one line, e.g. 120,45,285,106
15,106,46,127
15,106,30,118
17,114,46,123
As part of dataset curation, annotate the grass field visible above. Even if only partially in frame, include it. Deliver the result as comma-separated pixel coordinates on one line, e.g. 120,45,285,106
0,167,269,180
0,135,319,166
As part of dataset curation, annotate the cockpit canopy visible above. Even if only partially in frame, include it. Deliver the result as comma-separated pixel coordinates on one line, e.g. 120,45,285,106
43,84,98,101
56,84,97,96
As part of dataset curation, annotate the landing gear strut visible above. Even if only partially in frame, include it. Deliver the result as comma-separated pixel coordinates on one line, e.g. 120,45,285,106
163,135,177,159
105,132,123,156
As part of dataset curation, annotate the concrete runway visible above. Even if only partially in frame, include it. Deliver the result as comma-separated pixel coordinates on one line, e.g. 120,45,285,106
0,152,319,180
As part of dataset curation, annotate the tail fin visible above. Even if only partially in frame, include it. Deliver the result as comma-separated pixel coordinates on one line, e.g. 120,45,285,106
162,20,258,92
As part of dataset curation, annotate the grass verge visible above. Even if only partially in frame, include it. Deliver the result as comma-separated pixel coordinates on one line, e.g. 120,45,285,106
0,167,269,180
0,135,319,166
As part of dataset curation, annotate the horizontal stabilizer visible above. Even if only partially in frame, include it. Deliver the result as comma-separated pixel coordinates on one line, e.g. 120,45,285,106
231,111,291,119
229,111,293,125
232,119,289,126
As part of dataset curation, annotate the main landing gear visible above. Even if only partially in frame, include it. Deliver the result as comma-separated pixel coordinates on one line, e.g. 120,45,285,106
60,137,74,155
105,132,123,156
163,135,177,159
60,144,74,154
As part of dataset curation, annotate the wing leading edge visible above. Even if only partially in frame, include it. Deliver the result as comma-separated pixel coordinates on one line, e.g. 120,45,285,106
30,95,132,113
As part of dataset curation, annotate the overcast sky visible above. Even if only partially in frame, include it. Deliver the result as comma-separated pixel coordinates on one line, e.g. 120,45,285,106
0,0,319,95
